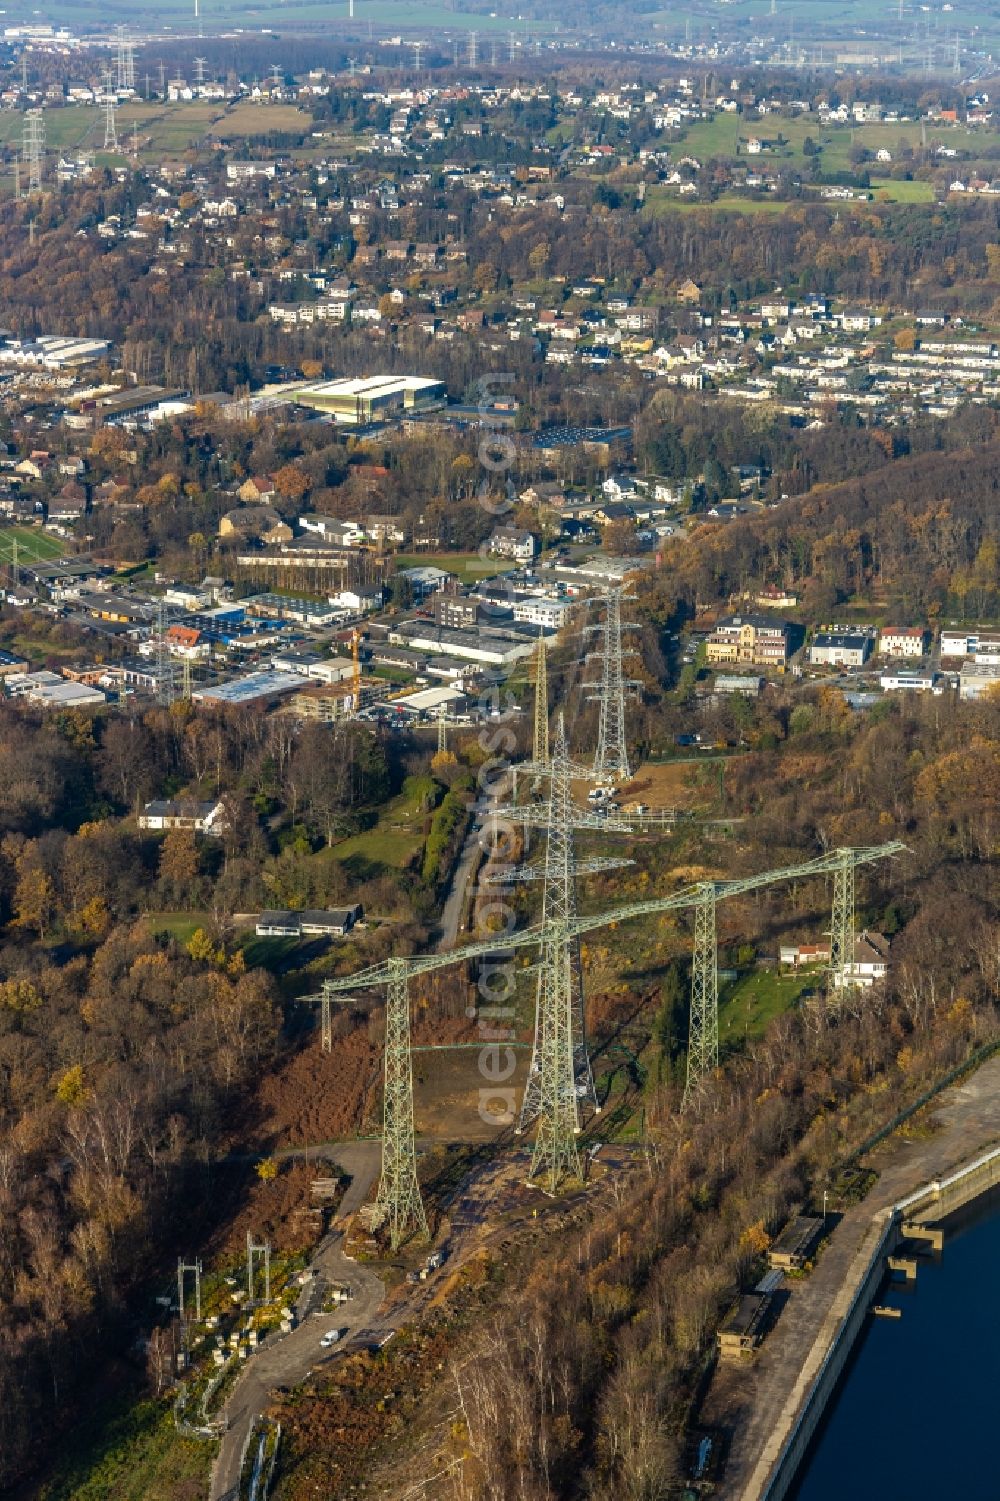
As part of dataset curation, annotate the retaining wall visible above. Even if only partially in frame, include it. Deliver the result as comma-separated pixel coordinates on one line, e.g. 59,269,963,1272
750,1144,1000,1501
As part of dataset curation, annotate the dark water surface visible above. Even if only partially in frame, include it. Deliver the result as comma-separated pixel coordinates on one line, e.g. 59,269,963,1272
791,1186,1000,1501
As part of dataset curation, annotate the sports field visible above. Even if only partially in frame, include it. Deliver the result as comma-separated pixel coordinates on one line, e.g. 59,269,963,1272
0,526,66,568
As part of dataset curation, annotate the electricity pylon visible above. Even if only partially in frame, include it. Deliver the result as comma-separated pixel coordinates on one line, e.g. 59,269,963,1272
585,585,641,782
320,957,428,1250
524,720,614,1187
684,884,718,1107
22,109,44,193
489,717,633,1141
116,25,136,91
246,1232,271,1302
102,72,118,152
155,598,176,705
377,959,429,1246
437,709,448,755
532,627,549,768
829,848,857,999
177,1258,202,1322
320,842,906,1221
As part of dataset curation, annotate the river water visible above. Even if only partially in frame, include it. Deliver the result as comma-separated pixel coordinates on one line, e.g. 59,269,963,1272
791,1186,1000,1501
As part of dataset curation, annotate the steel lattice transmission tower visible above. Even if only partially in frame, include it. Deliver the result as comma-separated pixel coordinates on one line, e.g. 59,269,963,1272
532,626,549,768
828,849,857,999
102,72,118,152
321,842,905,1221
374,958,429,1247
586,586,641,783
22,109,44,194
155,598,177,705
529,719,588,1188
490,718,632,1150
116,26,136,92
683,884,719,1107
317,957,428,1249
436,708,448,755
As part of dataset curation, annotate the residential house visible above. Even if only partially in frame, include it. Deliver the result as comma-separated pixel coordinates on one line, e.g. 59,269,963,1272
755,586,799,609
138,798,226,833
434,593,481,630
219,506,293,545
779,941,832,968
366,515,407,546
238,475,279,504
836,930,891,989
299,515,365,548
512,597,574,630
705,615,790,670
48,483,89,523
487,527,538,564
879,626,927,658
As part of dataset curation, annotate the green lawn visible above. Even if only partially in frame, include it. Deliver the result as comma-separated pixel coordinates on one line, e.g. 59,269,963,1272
36,1393,212,1501
143,910,213,945
395,551,503,583
667,110,1000,179
0,525,66,564
719,968,815,1045
869,178,935,203
326,777,436,872
644,186,797,217
0,100,323,187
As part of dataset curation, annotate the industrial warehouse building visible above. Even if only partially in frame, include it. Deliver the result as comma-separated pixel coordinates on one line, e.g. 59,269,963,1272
292,375,446,424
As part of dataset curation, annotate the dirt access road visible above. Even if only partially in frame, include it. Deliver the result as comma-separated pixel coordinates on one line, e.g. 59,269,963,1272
209,1143,384,1501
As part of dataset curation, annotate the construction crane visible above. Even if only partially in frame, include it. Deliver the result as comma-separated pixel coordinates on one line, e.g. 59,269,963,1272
319,840,905,1241
350,627,361,712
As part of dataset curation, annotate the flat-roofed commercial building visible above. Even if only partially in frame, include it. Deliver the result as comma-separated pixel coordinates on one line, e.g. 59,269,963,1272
293,376,445,424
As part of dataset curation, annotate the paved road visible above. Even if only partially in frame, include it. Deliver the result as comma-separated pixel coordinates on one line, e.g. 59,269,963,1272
436,797,489,950
209,1145,384,1501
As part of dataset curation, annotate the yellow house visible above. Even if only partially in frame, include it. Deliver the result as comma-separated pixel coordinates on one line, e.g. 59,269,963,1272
705,614,789,670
